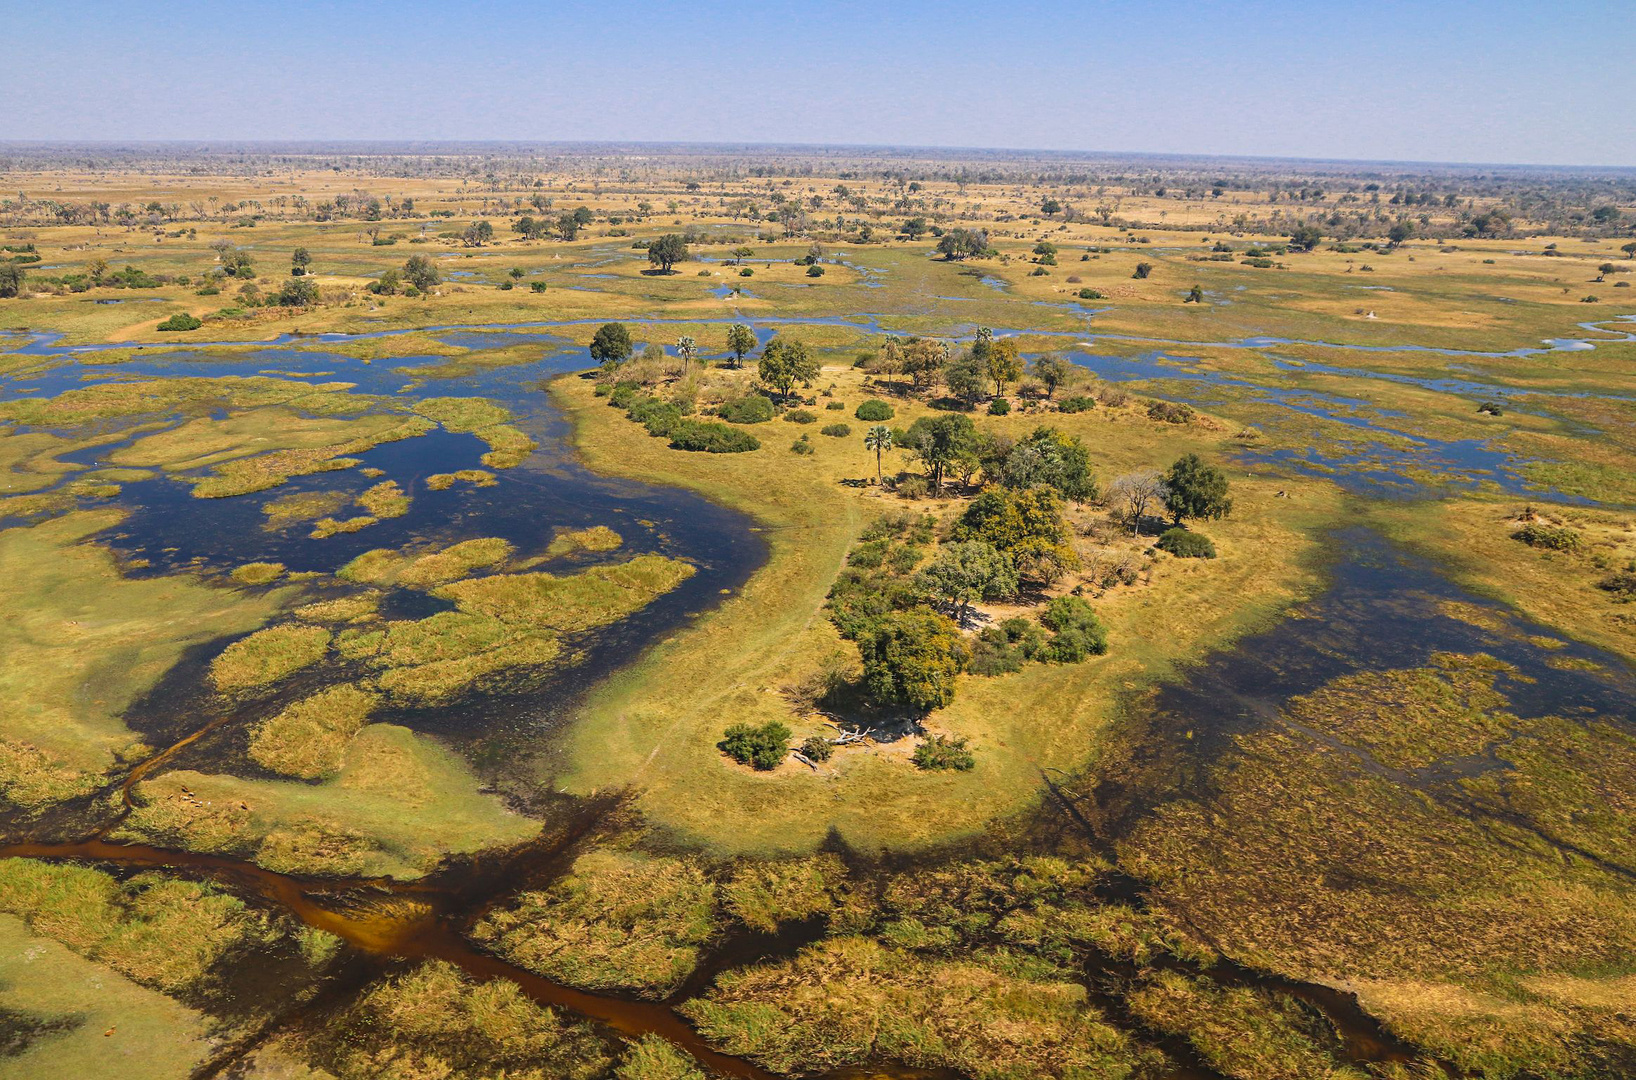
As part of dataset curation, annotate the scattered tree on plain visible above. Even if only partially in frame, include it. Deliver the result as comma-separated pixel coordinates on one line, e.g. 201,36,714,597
1162,453,1233,523
590,321,633,373
758,336,818,401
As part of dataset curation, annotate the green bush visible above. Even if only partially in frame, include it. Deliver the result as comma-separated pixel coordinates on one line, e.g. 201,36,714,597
825,400,846,410
1598,571,1636,601
717,395,774,424
669,420,760,453
856,399,895,422
1155,528,1217,559
820,423,851,438
627,396,686,438
156,313,202,332
987,398,1011,416
784,409,817,424
799,735,834,763
1058,395,1096,413
806,264,825,277
912,734,975,771
1512,523,1581,551
720,721,791,770
790,436,815,455
1039,596,1109,662
1147,400,1196,424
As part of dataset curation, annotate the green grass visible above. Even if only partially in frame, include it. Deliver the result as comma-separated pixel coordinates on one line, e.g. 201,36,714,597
248,683,380,778
0,509,284,808
472,850,716,999
209,622,332,692
0,914,213,1080
116,723,541,879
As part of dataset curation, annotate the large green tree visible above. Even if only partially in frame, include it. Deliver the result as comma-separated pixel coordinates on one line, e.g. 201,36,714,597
725,323,756,368
589,322,633,373
1162,453,1233,523
402,254,439,291
902,414,979,491
757,337,818,402
647,233,689,273
859,609,968,715
918,540,1018,624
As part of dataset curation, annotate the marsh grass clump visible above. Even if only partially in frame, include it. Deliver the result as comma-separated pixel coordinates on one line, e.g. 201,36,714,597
230,561,286,585
425,469,497,490
722,854,852,933
413,396,537,468
719,721,791,770
248,684,378,779
1126,970,1353,1080
542,525,623,559
356,479,410,518
433,555,695,631
616,1035,707,1080
317,959,610,1080
472,851,716,998
0,858,279,995
679,936,1152,1080
262,488,350,529
310,514,378,538
209,624,331,693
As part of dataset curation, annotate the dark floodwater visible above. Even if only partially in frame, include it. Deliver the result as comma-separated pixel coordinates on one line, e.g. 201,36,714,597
1092,527,1636,834
1,334,768,798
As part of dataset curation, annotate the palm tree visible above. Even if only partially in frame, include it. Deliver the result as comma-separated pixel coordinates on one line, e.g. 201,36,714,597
864,425,893,485
675,335,698,377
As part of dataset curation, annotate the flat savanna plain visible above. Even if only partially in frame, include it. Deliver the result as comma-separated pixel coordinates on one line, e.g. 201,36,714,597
2,150,1636,1080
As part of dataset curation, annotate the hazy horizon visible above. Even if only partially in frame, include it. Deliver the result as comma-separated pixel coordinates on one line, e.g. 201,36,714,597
8,0,1634,169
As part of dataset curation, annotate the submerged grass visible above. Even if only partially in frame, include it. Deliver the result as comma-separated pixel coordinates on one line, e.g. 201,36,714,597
247,683,380,779
473,850,717,999
0,509,283,808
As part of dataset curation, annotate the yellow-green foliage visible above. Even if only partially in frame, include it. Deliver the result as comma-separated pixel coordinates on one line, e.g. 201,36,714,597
357,480,410,518
1122,654,1636,1073
0,914,214,1080
722,854,850,934
413,395,536,468
311,514,379,538
339,537,513,587
1125,971,1352,1080
681,937,1152,1080
186,416,434,499
427,469,498,490
544,525,624,559
248,684,379,779
117,724,540,879
231,561,286,585
263,488,350,529
362,613,562,704
473,851,717,998
321,960,610,1080
0,510,281,807
435,555,695,630
615,1035,707,1080
0,376,372,427
293,591,381,623
0,858,273,994
209,623,332,692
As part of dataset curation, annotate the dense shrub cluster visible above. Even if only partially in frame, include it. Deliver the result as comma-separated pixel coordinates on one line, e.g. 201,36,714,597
609,385,759,453
720,721,792,770
855,399,895,421
717,395,774,424
1512,523,1581,551
1155,527,1217,559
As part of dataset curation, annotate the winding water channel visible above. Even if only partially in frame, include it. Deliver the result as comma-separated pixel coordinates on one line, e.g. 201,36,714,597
2,311,1634,1078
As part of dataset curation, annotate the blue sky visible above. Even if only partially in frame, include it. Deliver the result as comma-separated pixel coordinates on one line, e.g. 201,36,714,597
6,0,1632,167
